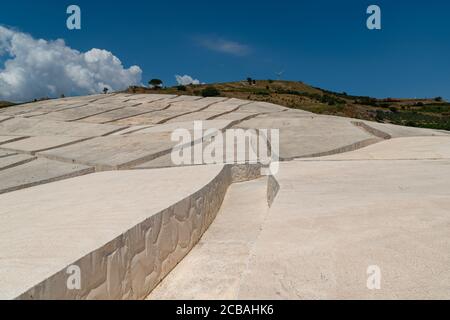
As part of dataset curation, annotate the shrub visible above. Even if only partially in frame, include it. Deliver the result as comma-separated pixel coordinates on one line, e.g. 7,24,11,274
201,86,221,97
149,79,163,89
389,106,398,113
177,85,187,91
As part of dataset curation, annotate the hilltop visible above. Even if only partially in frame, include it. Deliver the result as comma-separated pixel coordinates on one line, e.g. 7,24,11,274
126,80,450,131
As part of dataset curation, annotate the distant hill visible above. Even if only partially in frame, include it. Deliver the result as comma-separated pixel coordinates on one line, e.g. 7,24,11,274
125,80,450,131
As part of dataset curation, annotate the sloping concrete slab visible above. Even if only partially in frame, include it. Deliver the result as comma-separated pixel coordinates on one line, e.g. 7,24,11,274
112,110,193,126
166,111,232,123
129,120,233,134
361,121,447,138
0,136,28,145
0,154,36,171
0,115,13,123
236,160,450,299
0,165,225,300
149,177,269,299
80,104,168,124
110,125,154,135
35,103,137,122
0,158,93,195
0,136,88,154
202,98,250,112
214,111,262,122
120,94,176,103
168,97,228,112
301,136,450,161
0,117,127,137
237,117,374,159
0,150,18,158
38,133,183,170
238,101,289,113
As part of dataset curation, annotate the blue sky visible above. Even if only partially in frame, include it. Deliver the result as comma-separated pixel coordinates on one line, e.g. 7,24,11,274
1,0,449,100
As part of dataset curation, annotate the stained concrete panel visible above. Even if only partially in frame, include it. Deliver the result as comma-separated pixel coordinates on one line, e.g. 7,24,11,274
0,158,94,194
0,117,127,137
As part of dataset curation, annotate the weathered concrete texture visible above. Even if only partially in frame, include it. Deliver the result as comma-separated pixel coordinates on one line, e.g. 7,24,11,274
360,120,447,138
34,102,139,122
110,125,154,136
1,93,450,300
0,158,93,194
38,133,185,170
0,136,88,154
0,115,13,123
128,120,233,134
0,154,36,171
235,159,450,299
111,99,226,126
237,117,375,159
0,165,230,300
168,97,228,112
165,111,232,123
214,111,263,122
238,102,289,113
0,117,127,137
120,94,176,103
112,110,189,126
203,98,249,112
0,135,28,145
301,136,450,161
0,150,18,158
79,104,169,124
149,177,270,300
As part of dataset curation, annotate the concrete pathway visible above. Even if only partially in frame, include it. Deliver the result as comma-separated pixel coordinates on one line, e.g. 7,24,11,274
148,177,270,300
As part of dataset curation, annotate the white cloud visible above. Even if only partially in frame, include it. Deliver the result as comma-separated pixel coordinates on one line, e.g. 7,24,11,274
0,26,142,102
175,74,201,86
197,36,251,56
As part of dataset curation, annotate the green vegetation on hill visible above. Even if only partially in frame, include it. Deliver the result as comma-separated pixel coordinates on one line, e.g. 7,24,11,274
0,101,15,109
124,80,447,132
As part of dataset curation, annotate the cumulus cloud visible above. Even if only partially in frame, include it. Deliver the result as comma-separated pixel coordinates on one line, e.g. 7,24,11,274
196,36,251,56
0,26,142,102
175,74,201,86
